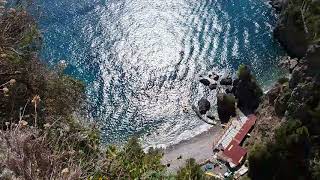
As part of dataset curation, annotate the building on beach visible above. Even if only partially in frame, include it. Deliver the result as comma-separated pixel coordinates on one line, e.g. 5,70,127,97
213,114,257,168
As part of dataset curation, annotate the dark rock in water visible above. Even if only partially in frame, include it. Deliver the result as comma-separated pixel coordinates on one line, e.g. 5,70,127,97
217,93,236,123
225,88,232,94
198,98,210,115
209,83,217,90
220,77,233,85
166,163,171,167
233,65,263,115
200,78,210,86
213,75,220,81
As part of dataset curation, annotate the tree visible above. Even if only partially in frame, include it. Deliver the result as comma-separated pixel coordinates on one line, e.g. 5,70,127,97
248,120,312,180
176,158,204,180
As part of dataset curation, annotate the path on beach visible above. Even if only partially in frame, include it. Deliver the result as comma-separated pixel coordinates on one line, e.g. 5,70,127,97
161,127,222,172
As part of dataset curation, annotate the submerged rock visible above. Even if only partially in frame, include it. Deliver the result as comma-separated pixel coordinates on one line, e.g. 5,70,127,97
209,83,217,90
213,74,220,81
220,77,233,85
198,98,210,115
199,78,210,86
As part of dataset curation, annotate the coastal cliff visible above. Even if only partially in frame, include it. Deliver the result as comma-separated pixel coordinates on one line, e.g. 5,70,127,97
272,0,320,58
245,0,320,179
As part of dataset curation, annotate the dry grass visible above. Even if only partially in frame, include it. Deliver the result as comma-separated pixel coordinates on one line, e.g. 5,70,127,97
0,124,82,180
0,115,106,180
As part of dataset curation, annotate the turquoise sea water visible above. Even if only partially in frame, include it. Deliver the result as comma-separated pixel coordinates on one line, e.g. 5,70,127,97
37,0,285,147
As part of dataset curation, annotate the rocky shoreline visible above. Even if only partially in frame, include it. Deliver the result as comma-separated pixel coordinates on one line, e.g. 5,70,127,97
245,0,320,179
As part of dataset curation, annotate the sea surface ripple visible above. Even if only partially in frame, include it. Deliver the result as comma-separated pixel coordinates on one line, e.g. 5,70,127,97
37,0,285,147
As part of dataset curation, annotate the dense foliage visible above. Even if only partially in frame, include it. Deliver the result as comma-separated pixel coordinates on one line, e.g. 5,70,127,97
284,0,320,44
176,159,205,180
248,61,320,179
248,120,311,179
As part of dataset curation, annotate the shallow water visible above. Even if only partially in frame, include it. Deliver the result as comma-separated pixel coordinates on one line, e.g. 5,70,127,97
37,0,285,147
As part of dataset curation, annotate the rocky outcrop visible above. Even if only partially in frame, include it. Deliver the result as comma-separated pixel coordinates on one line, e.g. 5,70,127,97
289,62,309,89
217,93,236,123
272,0,311,58
209,83,217,90
198,98,210,115
220,77,233,86
278,56,299,73
270,0,288,12
267,83,282,105
274,88,291,116
286,82,319,120
305,45,320,72
274,20,309,58
233,65,263,115
199,78,210,86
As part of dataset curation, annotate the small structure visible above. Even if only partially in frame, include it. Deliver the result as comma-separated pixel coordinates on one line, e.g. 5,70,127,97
213,114,257,168
234,165,249,179
220,140,247,168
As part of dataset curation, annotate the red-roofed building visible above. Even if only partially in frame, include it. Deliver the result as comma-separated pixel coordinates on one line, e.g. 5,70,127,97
234,115,256,144
214,114,257,168
222,140,247,168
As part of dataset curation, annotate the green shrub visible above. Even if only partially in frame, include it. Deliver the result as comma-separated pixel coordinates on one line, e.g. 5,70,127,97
277,77,289,84
238,64,251,80
176,158,204,180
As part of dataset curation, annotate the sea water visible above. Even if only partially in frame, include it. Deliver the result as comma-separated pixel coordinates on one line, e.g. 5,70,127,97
36,0,285,147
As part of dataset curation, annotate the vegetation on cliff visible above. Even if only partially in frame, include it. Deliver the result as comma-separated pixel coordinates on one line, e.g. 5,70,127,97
247,1,320,178
274,0,320,57
0,1,213,179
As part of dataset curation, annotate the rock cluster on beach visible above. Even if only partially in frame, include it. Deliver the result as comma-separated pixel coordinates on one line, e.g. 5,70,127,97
196,65,263,123
198,98,211,115
199,72,220,90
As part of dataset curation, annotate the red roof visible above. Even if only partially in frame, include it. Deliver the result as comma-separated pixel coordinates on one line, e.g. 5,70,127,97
223,140,247,166
234,114,257,144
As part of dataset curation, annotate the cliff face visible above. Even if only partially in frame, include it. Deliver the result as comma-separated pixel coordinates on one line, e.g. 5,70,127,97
274,16,309,58
272,0,320,58
246,1,320,179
